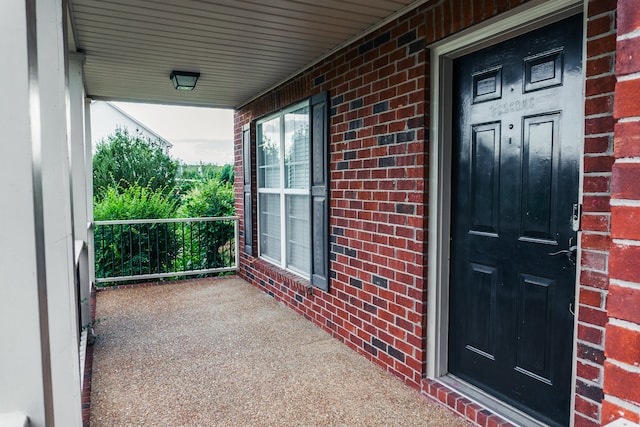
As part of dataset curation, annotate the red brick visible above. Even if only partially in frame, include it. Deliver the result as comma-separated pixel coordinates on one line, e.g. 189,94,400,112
585,116,615,135
581,214,610,232
460,0,473,28
611,206,640,240
577,360,602,383
481,0,494,21
585,135,611,154
486,415,502,427
605,323,640,365
437,386,449,403
586,55,613,77
579,287,604,307
585,74,616,97
582,195,611,213
476,408,490,426
468,0,481,26
615,121,640,158
604,361,640,403
608,284,640,324
614,79,640,118
601,399,640,425
580,266,609,289
574,412,599,427
578,323,604,346
612,162,640,200
583,175,610,193
581,233,611,252
575,394,600,420
450,0,463,33
496,0,509,14
578,306,609,327
616,38,640,76
465,402,480,420
618,0,640,35
584,156,613,173
586,95,614,117
588,0,616,17
587,34,617,57
587,13,612,37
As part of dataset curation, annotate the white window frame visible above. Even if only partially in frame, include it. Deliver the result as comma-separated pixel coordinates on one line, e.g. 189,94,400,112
256,100,311,278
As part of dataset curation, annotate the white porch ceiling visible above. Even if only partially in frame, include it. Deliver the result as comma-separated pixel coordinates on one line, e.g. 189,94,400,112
69,0,426,109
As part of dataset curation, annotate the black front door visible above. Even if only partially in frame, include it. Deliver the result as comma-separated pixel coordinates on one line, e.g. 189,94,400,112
449,15,583,426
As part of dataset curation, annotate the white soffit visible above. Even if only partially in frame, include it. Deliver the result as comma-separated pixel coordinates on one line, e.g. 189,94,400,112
70,0,426,108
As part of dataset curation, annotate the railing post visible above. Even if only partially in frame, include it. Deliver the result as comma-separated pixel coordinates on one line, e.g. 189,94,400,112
234,217,240,271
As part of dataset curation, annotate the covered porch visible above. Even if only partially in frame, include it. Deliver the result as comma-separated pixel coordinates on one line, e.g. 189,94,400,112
3,0,640,426
88,276,466,426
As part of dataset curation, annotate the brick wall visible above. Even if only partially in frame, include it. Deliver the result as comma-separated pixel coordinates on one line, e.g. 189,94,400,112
235,6,430,389
601,0,640,424
234,0,636,426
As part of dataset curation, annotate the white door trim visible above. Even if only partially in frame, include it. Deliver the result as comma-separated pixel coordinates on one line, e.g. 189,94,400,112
426,1,586,423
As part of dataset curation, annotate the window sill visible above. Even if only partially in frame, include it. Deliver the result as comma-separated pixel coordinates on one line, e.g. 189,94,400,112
251,258,314,296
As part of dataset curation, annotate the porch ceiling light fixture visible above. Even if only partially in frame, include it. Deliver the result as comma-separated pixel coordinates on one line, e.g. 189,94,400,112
169,71,200,91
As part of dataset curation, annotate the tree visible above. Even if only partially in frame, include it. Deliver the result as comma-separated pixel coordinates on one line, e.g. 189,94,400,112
217,164,234,184
93,127,178,199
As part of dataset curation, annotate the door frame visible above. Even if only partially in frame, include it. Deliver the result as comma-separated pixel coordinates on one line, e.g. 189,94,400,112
426,0,586,422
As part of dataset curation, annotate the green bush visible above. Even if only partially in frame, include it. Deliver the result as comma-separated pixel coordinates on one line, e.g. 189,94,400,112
94,183,178,281
177,179,235,270
178,178,234,218
94,183,177,221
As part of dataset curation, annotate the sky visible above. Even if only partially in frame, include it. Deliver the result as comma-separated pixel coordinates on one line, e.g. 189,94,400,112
113,102,234,165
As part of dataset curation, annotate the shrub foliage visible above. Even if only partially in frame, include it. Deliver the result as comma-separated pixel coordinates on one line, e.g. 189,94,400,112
176,179,235,271
94,183,178,280
92,128,236,284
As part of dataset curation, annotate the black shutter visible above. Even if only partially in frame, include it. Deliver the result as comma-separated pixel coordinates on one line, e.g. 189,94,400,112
242,123,254,256
310,92,329,291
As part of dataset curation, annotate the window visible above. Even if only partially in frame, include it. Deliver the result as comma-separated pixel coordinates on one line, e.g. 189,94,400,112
257,102,311,276
243,93,329,291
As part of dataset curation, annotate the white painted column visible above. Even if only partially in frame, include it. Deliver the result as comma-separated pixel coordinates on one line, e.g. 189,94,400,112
37,0,83,424
69,55,87,243
0,1,52,426
1,1,84,424
85,99,96,287
69,55,91,331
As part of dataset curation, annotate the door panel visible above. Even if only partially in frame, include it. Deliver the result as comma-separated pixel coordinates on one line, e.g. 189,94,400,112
449,15,583,427
470,123,501,235
466,263,498,358
516,273,554,382
521,113,560,242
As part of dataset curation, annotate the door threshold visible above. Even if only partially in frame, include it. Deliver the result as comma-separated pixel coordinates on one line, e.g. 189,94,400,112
438,375,551,427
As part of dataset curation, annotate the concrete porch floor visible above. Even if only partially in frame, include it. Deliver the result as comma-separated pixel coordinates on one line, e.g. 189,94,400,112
89,276,468,426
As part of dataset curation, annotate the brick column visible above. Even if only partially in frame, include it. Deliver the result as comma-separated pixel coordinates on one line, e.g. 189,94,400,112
602,0,640,424
576,1,618,425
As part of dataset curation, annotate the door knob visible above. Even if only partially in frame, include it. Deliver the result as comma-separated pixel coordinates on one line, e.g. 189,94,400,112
548,243,577,265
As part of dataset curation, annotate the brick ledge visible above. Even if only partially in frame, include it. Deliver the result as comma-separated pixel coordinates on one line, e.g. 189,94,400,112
249,258,313,295
421,378,516,427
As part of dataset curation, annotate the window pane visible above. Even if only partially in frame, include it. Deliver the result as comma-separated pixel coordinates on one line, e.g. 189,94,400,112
258,117,280,189
286,194,310,274
259,193,281,261
284,105,310,189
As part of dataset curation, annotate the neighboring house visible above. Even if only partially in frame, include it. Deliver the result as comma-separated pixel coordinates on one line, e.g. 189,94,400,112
90,101,173,152
3,1,640,427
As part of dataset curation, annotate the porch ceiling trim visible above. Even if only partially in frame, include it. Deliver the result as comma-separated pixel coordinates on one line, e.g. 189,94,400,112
69,0,430,109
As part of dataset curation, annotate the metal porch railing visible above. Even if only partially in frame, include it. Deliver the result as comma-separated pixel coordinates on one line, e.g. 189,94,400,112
93,216,238,284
